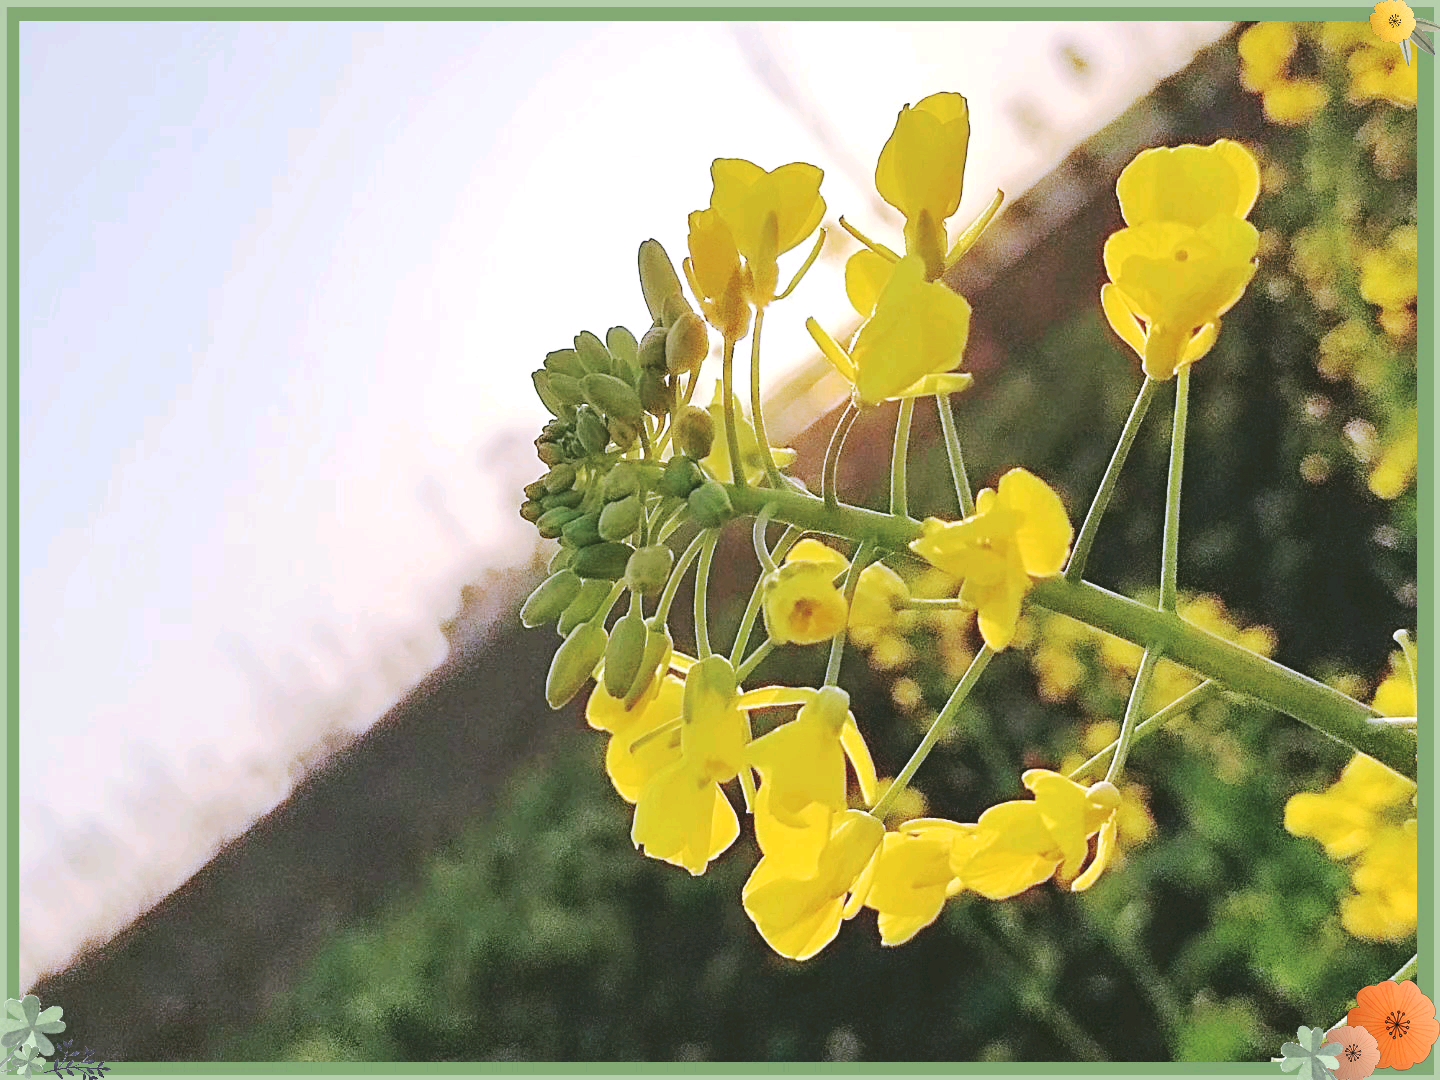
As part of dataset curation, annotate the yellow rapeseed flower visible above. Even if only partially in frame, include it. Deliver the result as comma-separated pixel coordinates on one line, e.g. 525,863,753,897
742,809,885,961
849,562,910,637
1284,753,1416,859
685,207,752,343
587,673,685,803
863,818,976,946
709,158,826,305
762,540,851,646
746,686,878,876
874,92,972,276
807,255,974,407
1343,819,1418,940
1261,79,1330,125
910,468,1073,651
1349,42,1419,105
955,771,1123,899
1238,23,1298,91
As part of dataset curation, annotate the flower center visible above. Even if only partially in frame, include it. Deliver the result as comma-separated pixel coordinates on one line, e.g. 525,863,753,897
1389,12,1403,26
1174,249,1190,262
1345,1043,1363,1062
792,598,817,628
1385,1009,1411,1039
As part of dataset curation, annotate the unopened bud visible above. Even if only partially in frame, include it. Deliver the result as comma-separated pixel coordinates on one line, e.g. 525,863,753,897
574,331,613,375
571,541,636,581
657,455,704,499
520,569,583,628
598,495,643,542
549,547,572,574
603,463,642,502
546,621,608,709
536,505,582,539
606,326,640,372
557,578,609,636
638,239,686,326
546,373,587,409
544,463,577,494
623,624,675,709
688,480,735,528
536,440,566,467
608,417,639,453
520,499,545,523
661,292,693,328
532,371,568,418
603,612,649,699
583,374,644,425
575,407,610,456
544,348,586,379
673,406,715,459
638,369,671,417
524,479,550,502
666,312,709,376
625,544,674,596
1086,781,1122,812
541,488,583,511
638,325,669,371
561,512,603,548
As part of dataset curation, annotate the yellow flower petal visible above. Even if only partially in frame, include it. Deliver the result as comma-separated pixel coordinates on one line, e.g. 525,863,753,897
1071,819,1118,892
784,538,850,575
962,802,1063,899
851,256,972,407
875,92,971,263
762,562,851,645
1115,140,1261,228
997,468,1074,578
846,249,897,319
841,715,879,807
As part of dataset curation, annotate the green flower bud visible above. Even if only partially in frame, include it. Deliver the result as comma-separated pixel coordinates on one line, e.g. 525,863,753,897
638,325,669,371
661,292,694,329
544,348,586,379
673,405,715,459
603,612,649,699
520,499,546,523
608,417,640,454
575,407,610,456
572,541,635,580
536,505,583,539
638,369,671,417
561,512,603,548
623,625,675,709
541,488,583,510
549,546,572,574
657,455,703,498
546,621,608,709
665,311,709,376
544,463,577,493
524,479,550,502
532,371,569,418
546,373,587,409
536,440,566,467
574,331,613,375
520,569,583,628
582,373,644,425
603,463,642,502
557,578,609,635
688,480,735,528
625,544,674,596
606,326,640,372
598,495,643,542
638,239,686,326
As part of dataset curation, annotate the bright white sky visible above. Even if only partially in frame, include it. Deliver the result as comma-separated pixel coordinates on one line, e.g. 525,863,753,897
18,20,1228,988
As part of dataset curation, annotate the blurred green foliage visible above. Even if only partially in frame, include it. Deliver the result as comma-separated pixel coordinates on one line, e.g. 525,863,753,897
227,29,1417,1062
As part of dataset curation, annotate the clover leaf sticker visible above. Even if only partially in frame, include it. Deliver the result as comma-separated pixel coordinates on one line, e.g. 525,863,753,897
1279,1025,1343,1080
4,1045,48,1078
1,996,66,1057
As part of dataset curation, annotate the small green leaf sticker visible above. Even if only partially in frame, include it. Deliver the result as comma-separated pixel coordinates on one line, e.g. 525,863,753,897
1278,1025,1341,1080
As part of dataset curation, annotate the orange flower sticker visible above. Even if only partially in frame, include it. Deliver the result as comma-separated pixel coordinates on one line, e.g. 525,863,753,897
1348,980,1439,1071
1327,1024,1381,1080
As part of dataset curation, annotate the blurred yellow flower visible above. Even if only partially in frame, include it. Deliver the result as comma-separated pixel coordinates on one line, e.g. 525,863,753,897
1368,415,1418,500
874,91,972,276
701,383,797,485
742,809,884,960
1285,753,1415,859
1238,22,1298,91
849,562,910,636
910,468,1073,651
1349,43,1419,105
709,158,826,304
1373,652,1417,716
1261,79,1330,125
1359,225,1418,312
1342,819,1418,940
1370,0,1416,43
808,255,974,406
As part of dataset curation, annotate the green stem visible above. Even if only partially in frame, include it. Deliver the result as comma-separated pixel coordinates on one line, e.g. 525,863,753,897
1395,629,1418,691
736,639,775,684
901,597,966,610
751,506,778,575
654,531,705,629
871,645,996,820
1107,647,1162,784
748,308,784,487
729,526,801,666
720,483,1414,779
823,400,860,510
1160,367,1190,613
721,340,746,488
936,393,975,517
825,540,874,686
1065,377,1157,584
890,397,915,519
1069,681,1222,781
693,530,719,658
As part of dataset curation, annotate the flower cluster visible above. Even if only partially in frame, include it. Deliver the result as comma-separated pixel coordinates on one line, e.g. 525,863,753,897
1284,657,1418,941
1238,22,1418,120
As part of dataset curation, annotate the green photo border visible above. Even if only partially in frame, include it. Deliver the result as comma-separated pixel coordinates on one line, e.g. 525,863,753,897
0,6,1431,1077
